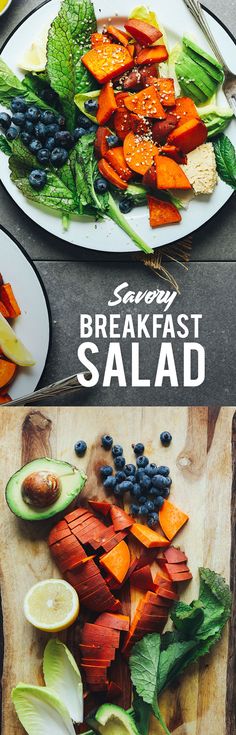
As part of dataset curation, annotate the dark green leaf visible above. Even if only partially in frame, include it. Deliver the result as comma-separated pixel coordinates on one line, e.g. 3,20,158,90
171,599,205,637
0,134,11,155
133,691,151,735
47,0,97,130
213,134,236,188
0,58,56,111
10,160,77,213
130,633,161,706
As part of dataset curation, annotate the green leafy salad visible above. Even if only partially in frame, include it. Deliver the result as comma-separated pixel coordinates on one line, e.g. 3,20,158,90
0,0,235,253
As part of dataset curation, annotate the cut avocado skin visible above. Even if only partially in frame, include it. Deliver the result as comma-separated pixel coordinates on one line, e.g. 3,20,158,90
5,457,87,521
95,704,140,735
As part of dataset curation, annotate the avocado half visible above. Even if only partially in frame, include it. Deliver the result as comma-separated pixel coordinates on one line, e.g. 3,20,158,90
5,457,87,521
94,704,140,735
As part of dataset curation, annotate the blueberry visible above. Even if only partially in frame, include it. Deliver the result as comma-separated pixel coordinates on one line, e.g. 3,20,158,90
136,455,149,469
50,147,68,167
45,136,56,152
6,125,20,141
107,134,119,148
135,468,146,482
37,148,50,164
145,463,158,477
24,120,34,135
139,474,151,492
29,139,42,154
26,106,41,123
130,503,139,516
88,123,98,133
41,88,59,105
84,98,99,113
46,123,60,137
125,463,136,476
73,127,87,141
58,115,66,129
94,177,108,193
0,112,11,130
28,169,47,191
152,474,170,490
119,198,133,214
148,512,159,528
20,132,32,147
138,495,147,505
114,455,125,470
12,112,26,128
131,483,142,499
40,110,56,125
100,465,113,479
35,122,47,141
103,475,117,490
76,113,91,130
153,496,165,510
11,96,27,113
160,486,170,499
133,442,144,456
112,444,123,458
128,475,136,485
55,130,74,149
114,485,123,497
160,431,172,446
101,434,113,450
139,504,147,515
146,500,155,513
149,486,162,497
74,440,87,456
156,465,170,477
118,480,134,493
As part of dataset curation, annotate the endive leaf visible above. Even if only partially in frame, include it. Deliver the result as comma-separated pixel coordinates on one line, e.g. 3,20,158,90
43,639,83,723
12,684,76,735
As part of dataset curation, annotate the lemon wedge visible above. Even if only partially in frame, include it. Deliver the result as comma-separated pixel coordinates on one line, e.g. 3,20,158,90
24,579,79,632
0,313,35,367
18,27,49,72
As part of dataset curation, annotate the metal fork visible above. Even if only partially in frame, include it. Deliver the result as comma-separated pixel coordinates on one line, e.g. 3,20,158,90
2,371,92,406
183,0,236,116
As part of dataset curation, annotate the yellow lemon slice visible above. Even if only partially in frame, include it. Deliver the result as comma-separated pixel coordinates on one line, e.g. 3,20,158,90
0,313,35,367
23,579,79,632
19,27,49,72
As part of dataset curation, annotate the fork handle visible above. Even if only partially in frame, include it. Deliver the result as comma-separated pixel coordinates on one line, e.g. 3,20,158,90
184,0,228,70
5,371,92,406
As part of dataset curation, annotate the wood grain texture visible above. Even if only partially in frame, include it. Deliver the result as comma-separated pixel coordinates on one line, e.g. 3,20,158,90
0,407,235,735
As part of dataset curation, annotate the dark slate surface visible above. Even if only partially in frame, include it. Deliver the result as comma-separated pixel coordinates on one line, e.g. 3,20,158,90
0,0,236,405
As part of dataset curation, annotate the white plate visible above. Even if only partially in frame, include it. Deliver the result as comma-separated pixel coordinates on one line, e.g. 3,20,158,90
0,227,51,400
0,0,236,253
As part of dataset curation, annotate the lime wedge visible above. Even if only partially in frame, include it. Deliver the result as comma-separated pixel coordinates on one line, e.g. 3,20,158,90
0,313,35,367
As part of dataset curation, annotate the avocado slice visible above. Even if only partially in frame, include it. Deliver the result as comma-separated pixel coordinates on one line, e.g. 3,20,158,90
94,705,140,735
176,53,216,101
5,457,87,521
183,36,224,75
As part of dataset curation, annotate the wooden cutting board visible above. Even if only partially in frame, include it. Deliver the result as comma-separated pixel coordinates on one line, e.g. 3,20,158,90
0,407,235,735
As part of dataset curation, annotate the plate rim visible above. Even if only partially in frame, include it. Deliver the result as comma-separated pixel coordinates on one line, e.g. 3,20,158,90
0,0,235,255
0,223,52,394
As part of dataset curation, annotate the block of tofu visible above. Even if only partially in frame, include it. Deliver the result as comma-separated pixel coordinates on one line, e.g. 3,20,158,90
181,142,218,195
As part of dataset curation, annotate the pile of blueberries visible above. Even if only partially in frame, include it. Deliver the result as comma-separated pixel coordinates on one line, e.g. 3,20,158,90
0,95,98,191
74,431,172,529
0,95,135,212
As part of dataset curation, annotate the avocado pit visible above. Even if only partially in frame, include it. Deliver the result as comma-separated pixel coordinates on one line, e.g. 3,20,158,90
21,471,61,508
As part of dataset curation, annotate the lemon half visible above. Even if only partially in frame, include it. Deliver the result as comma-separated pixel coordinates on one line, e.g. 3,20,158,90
19,27,49,72
24,579,79,632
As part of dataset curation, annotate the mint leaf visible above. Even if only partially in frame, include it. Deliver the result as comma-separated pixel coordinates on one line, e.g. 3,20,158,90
47,0,97,130
130,634,161,707
0,135,11,155
213,134,236,188
0,58,56,111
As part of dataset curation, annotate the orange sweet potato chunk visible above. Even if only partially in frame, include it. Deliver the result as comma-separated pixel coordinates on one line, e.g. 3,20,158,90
147,195,181,228
82,44,134,84
124,86,166,119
